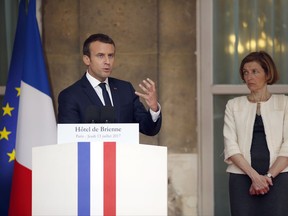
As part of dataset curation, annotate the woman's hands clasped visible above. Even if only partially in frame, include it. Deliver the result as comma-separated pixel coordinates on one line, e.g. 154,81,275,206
249,174,273,196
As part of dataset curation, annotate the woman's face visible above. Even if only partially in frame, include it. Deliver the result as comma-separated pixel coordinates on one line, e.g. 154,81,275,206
242,61,268,93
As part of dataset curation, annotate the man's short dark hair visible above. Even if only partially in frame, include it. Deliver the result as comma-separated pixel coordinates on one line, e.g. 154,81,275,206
83,33,115,57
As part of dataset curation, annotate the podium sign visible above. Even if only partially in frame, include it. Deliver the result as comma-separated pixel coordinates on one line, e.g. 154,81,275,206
32,142,167,216
57,123,139,144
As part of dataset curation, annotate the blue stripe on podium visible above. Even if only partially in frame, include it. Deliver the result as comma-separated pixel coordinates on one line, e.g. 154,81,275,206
78,142,91,215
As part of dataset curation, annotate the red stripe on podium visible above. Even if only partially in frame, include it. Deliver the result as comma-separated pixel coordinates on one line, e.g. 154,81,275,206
104,142,116,215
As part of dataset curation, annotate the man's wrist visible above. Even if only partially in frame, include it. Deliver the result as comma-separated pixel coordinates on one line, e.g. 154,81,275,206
150,103,161,113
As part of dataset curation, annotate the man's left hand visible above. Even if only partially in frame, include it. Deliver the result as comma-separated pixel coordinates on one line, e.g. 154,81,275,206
135,78,159,112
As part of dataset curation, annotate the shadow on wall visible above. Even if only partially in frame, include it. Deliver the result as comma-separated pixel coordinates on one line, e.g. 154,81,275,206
168,177,182,216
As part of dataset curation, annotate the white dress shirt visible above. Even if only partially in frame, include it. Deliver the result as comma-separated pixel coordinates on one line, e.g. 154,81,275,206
85,72,161,122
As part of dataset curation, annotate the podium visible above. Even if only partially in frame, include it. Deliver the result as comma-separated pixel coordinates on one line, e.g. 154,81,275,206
32,124,167,216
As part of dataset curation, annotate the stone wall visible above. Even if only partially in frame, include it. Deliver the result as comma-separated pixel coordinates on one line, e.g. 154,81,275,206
42,0,197,215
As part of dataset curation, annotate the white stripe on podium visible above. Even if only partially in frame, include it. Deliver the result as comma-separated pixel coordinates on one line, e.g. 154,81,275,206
90,142,104,215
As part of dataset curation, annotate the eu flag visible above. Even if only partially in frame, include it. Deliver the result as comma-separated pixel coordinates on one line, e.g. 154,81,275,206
0,0,26,215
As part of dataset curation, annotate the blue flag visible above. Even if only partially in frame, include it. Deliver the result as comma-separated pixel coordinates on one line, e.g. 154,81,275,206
0,0,26,215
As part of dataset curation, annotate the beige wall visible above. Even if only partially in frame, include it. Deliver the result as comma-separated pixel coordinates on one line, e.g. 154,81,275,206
43,0,196,152
43,0,197,214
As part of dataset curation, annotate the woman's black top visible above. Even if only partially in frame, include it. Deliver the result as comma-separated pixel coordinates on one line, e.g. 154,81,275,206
250,114,270,175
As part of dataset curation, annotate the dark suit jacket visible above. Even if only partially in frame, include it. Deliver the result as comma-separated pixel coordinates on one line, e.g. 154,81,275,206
58,75,161,136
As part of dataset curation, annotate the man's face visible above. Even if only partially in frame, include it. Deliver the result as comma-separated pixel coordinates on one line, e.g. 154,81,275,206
83,41,115,82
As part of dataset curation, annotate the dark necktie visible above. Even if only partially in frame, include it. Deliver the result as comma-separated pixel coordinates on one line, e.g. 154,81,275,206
99,83,112,106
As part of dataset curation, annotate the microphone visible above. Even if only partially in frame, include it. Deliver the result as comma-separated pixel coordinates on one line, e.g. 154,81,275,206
100,106,115,123
84,106,100,123
84,105,115,123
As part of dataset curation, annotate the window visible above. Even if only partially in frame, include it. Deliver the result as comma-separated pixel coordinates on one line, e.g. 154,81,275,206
0,0,19,97
0,0,19,100
214,0,288,85
213,1,288,215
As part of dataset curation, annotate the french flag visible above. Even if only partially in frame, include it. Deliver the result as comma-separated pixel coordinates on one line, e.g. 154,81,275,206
32,142,167,216
9,0,57,215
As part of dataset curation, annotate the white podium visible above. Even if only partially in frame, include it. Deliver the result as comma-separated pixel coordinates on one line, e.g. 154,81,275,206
32,124,167,216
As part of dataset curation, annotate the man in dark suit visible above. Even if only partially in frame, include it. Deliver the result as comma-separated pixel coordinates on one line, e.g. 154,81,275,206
58,33,161,136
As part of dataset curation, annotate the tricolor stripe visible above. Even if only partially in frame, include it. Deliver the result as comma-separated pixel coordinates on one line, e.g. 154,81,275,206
90,142,104,215
32,142,167,215
78,142,116,215
9,0,57,214
9,160,31,214
104,142,116,216
78,142,90,215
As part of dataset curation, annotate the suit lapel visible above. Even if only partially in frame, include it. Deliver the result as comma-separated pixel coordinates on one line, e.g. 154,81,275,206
80,75,103,106
109,79,120,122
109,80,119,106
